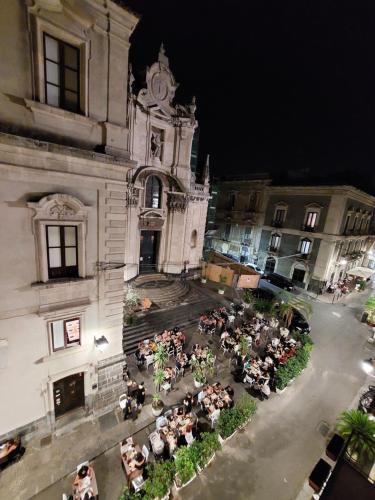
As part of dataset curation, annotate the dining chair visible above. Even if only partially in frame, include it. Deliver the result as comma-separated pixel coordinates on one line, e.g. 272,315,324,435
145,355,154,370
142,445,149,462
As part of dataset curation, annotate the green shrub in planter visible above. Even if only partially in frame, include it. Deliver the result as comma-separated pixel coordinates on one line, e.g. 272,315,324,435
217,408,242,439
194,432,221,468
174,446,196,486
144,460,175,499
119,487,143,500
235,393,257,425
275,365,290,391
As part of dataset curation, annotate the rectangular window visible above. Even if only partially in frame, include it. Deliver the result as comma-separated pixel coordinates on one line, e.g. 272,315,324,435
51,317,81,352
44,34,80,113
244,226,252,240
344,214,351,233
306,212,318,228
46,225,78,279
270,234,280,250
274,209,286,223
300,239,311,254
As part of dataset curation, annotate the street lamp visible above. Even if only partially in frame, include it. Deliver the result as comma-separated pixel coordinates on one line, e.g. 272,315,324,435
361,358,375,376
94,335,109,352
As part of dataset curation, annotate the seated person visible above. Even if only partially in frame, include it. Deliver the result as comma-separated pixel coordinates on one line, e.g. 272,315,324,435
225,385,234,397
132,452,145,470
183,392,194,413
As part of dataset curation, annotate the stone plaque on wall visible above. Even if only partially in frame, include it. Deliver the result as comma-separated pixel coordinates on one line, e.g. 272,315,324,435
139,218,164,230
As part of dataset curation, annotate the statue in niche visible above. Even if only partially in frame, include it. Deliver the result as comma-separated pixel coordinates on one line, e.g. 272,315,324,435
151,132,162,159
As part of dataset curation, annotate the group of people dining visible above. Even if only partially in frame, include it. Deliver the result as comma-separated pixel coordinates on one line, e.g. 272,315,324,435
198,382,235,416
149,400,196,458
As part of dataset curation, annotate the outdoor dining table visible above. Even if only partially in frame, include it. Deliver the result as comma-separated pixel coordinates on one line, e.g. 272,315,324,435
72,465,98,500
121,442,143,485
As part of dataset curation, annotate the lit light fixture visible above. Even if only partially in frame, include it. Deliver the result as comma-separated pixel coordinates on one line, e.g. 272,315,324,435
361,358,375,376
339,259,347,265
94,335,109,352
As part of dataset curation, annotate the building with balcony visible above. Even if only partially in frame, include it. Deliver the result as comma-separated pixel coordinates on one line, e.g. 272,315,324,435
257,185,375,290
0,0,209,441
209,175,271,263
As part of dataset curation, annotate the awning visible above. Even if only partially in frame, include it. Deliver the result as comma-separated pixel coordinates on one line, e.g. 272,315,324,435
346,267,375,279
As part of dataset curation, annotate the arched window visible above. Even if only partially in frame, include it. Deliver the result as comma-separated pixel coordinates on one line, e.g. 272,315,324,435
145,176,162,208
191,230,197,248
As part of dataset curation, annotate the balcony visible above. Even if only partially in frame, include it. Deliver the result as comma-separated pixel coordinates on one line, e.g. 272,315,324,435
271,220,283,228
301,224,316,233
216,208,259,225
344,228,362,236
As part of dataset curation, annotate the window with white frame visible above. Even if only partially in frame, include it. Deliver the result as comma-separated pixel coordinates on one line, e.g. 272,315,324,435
269,233,281,251
274,208,286,223
46,225,78,279
44,34,80,113
305,211,318,228
28,194,88,283
50,317,81,352
300,238,312,254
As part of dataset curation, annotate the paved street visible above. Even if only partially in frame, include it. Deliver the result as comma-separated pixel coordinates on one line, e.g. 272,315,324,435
180,287,375,500
4,286,373,500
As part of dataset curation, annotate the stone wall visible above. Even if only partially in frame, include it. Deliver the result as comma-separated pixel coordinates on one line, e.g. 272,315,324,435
94,353,127,415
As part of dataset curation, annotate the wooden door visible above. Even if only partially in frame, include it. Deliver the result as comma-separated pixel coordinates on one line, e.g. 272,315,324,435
53,372,85,418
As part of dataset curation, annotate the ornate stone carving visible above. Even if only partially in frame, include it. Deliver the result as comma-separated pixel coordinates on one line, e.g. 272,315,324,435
150,132,162,159
126,186,139,207
168,193,187,212
49,203,75,219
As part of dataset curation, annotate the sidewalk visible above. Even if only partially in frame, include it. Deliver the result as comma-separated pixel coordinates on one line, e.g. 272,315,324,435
0,314,244,500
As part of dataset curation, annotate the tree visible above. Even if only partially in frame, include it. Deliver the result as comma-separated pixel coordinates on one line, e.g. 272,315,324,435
336,409,375,462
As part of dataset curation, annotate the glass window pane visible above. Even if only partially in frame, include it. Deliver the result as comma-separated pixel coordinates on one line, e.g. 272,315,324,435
64,68,78,92
64,226,76,246
52,321,64,349
46,84,59,107
47,226,61,247
46,60,59,85
65,247,77,266
64,90,78,112
152,196,159,209
64,45,78,69
45,35,59,62
49,248,61,268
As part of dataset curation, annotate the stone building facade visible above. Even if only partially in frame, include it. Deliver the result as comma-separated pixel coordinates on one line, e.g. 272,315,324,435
0,0,208,441
258,185,375,291
209,176,271,263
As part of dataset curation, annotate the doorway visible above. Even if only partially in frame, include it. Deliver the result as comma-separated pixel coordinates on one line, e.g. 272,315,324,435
53,373,85,419
292,267,306,283
265,257,276,274
140,230,159,273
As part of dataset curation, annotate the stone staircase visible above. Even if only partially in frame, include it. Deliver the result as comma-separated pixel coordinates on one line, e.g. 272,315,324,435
132,273,191,308
122,295,225,354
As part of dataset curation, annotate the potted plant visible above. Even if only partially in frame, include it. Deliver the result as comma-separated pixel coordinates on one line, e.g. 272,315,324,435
242,289,253,308
144,460,175,500
191,350,215,388
336,409,375,463
218,274,227,294
217,407,242,441
239,336,250,358
153,344,168,370
152,369,165,417
174,446,197,489
195,432,221,471
235,394,257,428
119,487,143,500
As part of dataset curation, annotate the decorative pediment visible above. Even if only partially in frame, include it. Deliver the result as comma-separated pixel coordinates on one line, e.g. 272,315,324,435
27,193,89,220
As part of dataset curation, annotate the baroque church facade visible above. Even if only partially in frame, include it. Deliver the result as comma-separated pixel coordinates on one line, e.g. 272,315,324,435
0,0,208,441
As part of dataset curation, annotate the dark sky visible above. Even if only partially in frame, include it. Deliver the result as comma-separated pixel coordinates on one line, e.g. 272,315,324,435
126,0,375,193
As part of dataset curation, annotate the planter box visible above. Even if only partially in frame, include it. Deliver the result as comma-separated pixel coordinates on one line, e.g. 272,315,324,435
309,459,331,493
197,452,216,473
219,430,238,443
326,434,345,462
287,378,295,386
276,386,287,394
152,405,164,417
174,473,197,491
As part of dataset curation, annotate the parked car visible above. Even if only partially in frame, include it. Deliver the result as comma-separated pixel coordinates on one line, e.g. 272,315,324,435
246,262,264,275
261,273,294,291
290,309,311,334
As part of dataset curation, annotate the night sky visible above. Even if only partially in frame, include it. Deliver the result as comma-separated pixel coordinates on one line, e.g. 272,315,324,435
126,0,375,193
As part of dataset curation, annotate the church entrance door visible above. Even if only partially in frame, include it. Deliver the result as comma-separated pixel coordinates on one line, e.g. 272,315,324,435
139,230,159,274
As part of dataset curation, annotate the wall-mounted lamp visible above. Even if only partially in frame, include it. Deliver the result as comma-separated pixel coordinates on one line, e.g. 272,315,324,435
339,259,347,265
94,335,109,352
